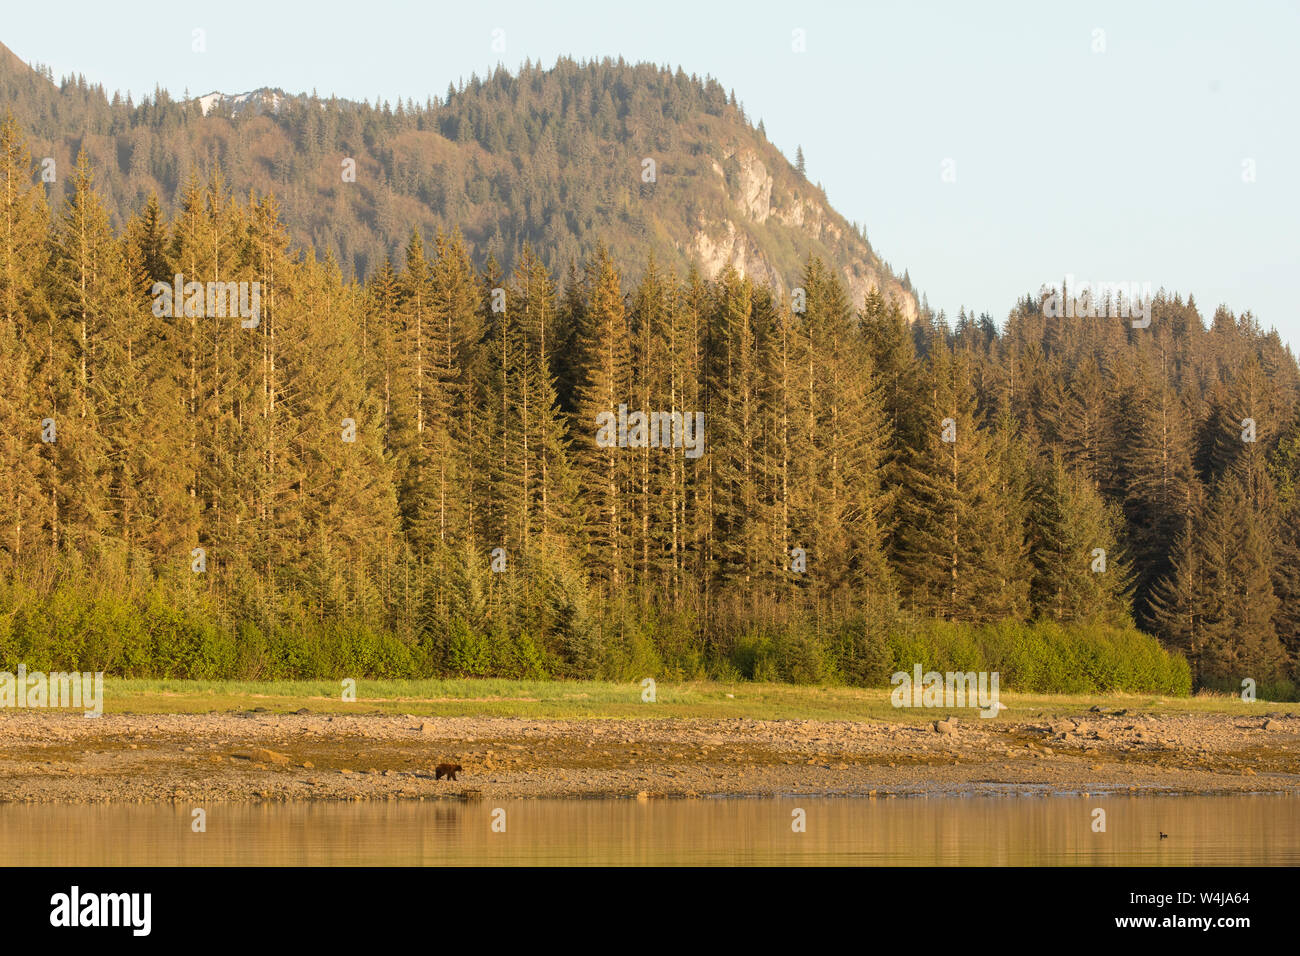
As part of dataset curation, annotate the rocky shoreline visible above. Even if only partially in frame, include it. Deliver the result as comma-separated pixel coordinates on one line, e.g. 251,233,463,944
1,709,1297,804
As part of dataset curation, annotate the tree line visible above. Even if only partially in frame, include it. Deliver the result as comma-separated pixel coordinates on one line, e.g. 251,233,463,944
0,115,1292,694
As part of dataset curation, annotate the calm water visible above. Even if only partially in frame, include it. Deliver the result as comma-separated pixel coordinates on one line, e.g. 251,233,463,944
6,794,1298,866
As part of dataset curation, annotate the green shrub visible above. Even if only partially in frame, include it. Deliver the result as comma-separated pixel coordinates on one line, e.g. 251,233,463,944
0,579,1201,696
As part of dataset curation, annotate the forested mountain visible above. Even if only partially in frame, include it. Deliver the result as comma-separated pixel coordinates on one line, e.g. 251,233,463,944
0,42,916,316
1,58,1297,696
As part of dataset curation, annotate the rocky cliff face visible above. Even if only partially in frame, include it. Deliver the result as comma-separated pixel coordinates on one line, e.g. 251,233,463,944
688,146,917,320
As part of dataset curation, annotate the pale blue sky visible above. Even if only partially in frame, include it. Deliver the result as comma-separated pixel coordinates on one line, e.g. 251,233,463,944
5,0,1297,347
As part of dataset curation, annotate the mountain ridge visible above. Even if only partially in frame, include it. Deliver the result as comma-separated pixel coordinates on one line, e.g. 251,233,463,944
0,41,917,316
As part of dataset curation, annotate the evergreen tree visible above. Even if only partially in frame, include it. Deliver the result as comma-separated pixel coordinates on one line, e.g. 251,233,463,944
573,245,633,589
894,339,1021,622
1028,452,1130,624
0,114,51,566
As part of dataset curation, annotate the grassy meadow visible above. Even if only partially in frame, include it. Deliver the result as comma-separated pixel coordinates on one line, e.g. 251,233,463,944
94,677,1299,721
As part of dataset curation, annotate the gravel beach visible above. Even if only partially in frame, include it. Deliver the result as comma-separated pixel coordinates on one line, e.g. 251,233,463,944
2,708,1298,804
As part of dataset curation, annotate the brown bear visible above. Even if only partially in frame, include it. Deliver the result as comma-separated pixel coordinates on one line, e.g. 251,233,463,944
435,762,463,781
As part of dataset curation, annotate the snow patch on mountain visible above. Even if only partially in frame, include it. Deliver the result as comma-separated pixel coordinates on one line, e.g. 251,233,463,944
196,89,285,117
